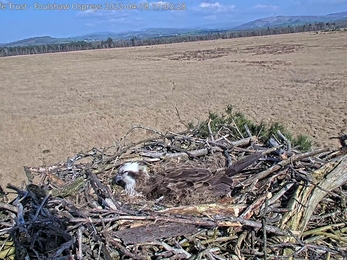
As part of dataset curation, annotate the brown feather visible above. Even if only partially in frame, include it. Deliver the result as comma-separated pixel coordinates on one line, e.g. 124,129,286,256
141,168,234,202
225,152,263,176
115,154,262,204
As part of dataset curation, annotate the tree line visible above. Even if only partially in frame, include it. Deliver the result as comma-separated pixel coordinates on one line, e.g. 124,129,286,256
0,21,346,57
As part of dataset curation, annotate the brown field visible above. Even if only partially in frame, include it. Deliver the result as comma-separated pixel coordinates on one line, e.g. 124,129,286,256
1,31,347,187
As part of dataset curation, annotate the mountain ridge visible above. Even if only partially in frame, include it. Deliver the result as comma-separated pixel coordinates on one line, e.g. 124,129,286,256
234,11,347,30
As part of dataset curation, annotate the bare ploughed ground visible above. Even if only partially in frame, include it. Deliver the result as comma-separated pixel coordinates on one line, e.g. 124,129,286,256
1,31,346,188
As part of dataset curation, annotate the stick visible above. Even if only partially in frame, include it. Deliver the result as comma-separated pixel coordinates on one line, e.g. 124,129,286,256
0,202,17,213
241,148,330,186
109,239,145,260
69,215,290,236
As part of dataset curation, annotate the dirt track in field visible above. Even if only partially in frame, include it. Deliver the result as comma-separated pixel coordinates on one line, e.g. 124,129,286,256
1,31,346,187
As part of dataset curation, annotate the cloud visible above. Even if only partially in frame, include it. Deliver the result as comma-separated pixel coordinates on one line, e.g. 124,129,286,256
151,1,169,4
195,2,235,13
77,9,129,20
137,1,171,7
77,9,134,26
253,4,279,11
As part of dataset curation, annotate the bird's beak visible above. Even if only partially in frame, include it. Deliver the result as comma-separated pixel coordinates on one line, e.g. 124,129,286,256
113,175,123,185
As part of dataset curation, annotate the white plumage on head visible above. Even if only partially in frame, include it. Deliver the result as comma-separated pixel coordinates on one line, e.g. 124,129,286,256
119,162,140,174
114,161,149,196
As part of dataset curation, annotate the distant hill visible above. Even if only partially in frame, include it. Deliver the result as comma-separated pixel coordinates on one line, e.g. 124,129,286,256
234,11,347,30
326,11,347,18
0,28,226,47
0,36,71,47
70,28,195,42
1,11,347,47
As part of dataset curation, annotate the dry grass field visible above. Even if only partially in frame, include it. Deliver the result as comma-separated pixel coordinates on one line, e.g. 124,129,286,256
1,31,347,187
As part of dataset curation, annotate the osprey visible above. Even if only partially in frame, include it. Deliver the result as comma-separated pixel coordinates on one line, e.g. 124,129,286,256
113,152,263,202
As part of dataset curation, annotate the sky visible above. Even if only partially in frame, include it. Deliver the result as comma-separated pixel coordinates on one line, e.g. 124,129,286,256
0,0,347,43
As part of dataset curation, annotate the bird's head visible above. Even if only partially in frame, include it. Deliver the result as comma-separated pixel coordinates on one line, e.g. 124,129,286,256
113,162,149,196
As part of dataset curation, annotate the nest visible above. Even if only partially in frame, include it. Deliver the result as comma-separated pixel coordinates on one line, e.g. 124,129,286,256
1,125,347,260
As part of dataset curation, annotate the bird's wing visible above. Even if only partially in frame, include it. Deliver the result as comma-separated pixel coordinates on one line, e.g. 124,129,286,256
225,152,263,176
165,168,212,182
143,168,212,197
